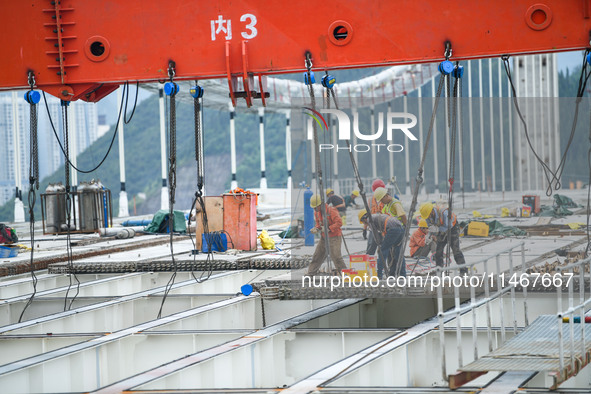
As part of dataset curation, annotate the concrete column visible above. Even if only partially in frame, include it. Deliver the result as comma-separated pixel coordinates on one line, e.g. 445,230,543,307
258,107,267,189
498,58,505,193
552,53,560,179
478,59,486,191
467,61,475,191
508,66,515,192
331,115,340,195
11,92,24,223
117,88,129,217
418,84,426,195
489,58,496,191
229,103,238,190
159,88,169,210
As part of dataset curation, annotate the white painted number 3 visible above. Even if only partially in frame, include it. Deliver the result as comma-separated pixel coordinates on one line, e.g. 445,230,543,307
210,14,257,41
240,14,257,39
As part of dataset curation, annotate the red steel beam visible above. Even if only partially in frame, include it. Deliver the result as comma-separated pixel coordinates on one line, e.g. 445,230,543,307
1,1,590,101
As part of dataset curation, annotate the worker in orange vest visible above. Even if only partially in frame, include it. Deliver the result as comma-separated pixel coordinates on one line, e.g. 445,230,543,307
410,219,437,258
420,202,466,269
307,194,348,275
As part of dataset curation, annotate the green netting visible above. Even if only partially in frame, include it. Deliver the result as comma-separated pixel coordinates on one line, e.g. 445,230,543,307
553,194,580,209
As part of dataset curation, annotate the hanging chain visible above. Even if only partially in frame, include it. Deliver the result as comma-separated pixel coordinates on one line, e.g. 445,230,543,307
305,53,333,272
158,61,179,319
19,72,40,322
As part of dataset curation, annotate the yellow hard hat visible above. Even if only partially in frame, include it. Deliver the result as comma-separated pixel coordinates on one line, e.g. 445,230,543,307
326,188,334,196
373,187,388,202
352,190,360,197
420,202,434,219
419,218,428,228
310,194,322,208
358,209,368,224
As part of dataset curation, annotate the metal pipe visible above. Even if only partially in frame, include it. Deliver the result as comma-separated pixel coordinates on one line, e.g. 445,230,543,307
471,283,478,362
117,88,129,217
509,250,517,334
489,58,495,191
496,255,505,343
532,55,539,191
557,276,564,373
521,242,529,326
580,265,586,364
229,103,238,190
285,111,292,190
508,67,515,192
159,88,169,210
454,283,463,368
567,267,575,371
484,259,493,352
437,271,447,381
468,61,475,190
498,58,505,193
524,56,532,191
11,91,24,223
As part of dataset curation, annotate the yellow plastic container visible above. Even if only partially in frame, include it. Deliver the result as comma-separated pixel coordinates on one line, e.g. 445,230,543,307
467,221,489,237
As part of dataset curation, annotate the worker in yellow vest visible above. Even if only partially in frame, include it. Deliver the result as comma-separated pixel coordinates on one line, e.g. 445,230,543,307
373,187,407,225
420,202,466,269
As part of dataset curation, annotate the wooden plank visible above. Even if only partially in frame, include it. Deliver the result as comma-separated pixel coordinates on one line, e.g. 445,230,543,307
449,370,486,389
194,197,224,250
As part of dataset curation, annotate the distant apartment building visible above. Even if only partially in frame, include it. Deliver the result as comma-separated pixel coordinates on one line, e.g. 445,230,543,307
0,92,99,206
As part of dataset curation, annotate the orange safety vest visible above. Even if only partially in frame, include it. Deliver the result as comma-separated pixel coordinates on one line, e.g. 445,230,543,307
438,208,457,227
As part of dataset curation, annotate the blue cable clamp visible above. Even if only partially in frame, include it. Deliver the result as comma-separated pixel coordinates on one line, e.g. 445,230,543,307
321,74,336,89
190,85,204,98
453,65,464,78
24,90,40,104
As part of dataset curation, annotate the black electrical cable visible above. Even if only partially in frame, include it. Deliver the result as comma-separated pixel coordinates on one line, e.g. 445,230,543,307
41,81,127,174
124,81,140,124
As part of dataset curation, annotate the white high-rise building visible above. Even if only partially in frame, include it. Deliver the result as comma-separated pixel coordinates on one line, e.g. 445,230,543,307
0,92,99,207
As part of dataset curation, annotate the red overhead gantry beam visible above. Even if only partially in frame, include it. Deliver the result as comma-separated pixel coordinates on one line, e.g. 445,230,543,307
1,0,590,102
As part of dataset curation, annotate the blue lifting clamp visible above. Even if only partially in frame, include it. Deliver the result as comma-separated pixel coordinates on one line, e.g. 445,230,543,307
164,81,179,96
439,60,454,75
24,90,40,105
240,284,254,296
304,71,315,85
452,64,464,78
587,52,591,66
190,85,204,99
321,74,336,89
60,99,70,107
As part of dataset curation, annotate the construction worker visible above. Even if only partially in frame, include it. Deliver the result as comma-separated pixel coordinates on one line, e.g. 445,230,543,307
420,202,466,269
370,179,386,214
373,187,407,225
344,189,360,209
307,194,348,275
326,188,347,225
359,209,406,278
410,219,437,258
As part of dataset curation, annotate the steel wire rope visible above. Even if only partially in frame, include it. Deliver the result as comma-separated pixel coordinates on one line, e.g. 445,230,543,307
61,102,81,311
305,53,333,272
18,80,40,323
444,67,460,272
394,70,446,277
324,86,387,274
